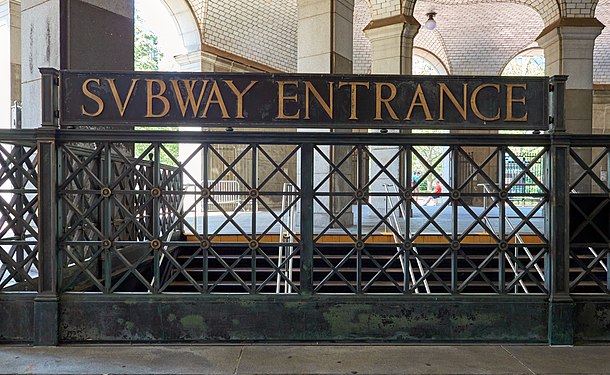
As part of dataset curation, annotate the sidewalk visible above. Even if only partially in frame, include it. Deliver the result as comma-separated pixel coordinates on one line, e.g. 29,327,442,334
2,344,610,374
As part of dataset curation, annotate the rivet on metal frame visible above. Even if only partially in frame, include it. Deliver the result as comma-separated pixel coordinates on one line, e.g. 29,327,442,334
498,190,509,200
101,239,112,249
100,187,112,198
200,239,211,249
201,187,211,199
354,189,366,200
450,240,461,251
402,240,413,250
248,240,259,250
150,239,162,250
499,240,509,251
450,190,461,200
402,189,412,200
151,187,162,198
355,240,365,250
249,189,259,199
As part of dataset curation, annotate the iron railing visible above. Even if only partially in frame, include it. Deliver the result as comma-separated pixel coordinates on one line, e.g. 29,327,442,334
3,130,610,297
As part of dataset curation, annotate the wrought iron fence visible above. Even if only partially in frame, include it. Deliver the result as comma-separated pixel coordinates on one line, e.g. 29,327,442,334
2,130,610,297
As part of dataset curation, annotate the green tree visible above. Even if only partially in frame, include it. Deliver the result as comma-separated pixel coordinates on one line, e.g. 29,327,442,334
134,15,162,71
133,13,178,166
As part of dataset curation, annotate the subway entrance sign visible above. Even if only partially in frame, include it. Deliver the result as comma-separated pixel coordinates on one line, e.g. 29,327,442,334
60,71,549,130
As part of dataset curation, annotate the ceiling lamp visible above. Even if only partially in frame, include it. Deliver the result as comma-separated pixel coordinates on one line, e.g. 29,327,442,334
425,12,437,30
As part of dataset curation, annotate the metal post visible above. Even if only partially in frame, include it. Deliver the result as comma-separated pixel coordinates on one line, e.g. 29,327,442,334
300,143,314,294
547,75,574,345
34,68,60,345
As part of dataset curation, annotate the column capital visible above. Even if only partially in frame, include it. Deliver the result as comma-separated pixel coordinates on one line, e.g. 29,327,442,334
364,14,420,32
536,17,604,48
364,15,420,74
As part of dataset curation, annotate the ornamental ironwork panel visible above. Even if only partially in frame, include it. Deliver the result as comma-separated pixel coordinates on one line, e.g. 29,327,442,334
58,142,183,292
0,142,39,292
569,146,610,293
311,141,549,294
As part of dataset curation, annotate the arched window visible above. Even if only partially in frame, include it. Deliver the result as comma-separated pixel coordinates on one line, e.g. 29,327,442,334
413,49,448,75
502,48,545,76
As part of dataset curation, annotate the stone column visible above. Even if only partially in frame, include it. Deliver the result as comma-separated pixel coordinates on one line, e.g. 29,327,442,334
22,0,134,128
364,15,420,211
364,15,419,75
537,19,604,193
0,0,20,128
537,19,604,134
297,0,355,227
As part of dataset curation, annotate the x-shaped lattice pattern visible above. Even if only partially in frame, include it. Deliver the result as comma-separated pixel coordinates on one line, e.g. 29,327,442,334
312,144,548,294
0,144,39,291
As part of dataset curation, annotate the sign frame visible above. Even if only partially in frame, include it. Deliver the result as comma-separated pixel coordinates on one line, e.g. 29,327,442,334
59,70,550,131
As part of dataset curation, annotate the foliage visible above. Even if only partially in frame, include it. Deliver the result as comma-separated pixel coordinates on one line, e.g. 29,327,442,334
134,15,163,71
133,15,177,166
502,55,545,77
133,130,180,167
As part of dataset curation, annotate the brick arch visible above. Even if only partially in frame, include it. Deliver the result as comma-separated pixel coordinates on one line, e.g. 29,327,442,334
402,0,561,25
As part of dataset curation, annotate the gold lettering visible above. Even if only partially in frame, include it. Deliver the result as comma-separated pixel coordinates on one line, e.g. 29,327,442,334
338,82,369,120
276,81,300,119
225,80,258,119
107,78,138,117
439,83,467,121
145,79,171,118
405,84,433,121
170,79,208,117
374,82,398,120
304,81,333,119
81,79,104,117
470,84,501,121
506,84,528,121
201,81,230,119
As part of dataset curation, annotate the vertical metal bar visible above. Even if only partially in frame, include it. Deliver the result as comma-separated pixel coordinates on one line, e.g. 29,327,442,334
499,147,506,294
355,144,362,295
202,144,209,293
547,75,574,345
549,76,568,134
103,144,112,293
451,145,459,293
405,145,412,294
357,145,363,291
251,145,258,294
34,68,59,346
300,143,314,294
152,143,161,293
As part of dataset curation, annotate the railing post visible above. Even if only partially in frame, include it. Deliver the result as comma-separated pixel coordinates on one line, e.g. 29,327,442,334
300,143,314,294
34,67,60,345
547,75,574,345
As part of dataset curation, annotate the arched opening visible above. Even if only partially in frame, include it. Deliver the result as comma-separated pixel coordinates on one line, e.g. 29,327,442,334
135,0,197,71
501,48,545,76
413,48,448,75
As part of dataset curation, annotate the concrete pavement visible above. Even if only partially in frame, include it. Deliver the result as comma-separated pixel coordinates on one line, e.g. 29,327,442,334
2,344,610,374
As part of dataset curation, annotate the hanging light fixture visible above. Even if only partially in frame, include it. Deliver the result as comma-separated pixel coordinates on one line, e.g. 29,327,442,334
425,12,437,30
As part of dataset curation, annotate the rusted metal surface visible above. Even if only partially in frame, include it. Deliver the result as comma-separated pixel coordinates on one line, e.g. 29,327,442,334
58,295,548,343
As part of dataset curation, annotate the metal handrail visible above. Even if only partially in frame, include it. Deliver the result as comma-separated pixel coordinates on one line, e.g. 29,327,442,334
383,183,430,294
478,183,546,292
277,183,297,293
